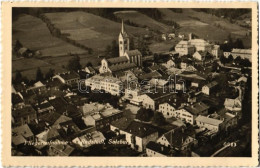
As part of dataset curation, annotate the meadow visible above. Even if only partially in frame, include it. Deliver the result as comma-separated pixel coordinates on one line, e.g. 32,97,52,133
12,14,87,57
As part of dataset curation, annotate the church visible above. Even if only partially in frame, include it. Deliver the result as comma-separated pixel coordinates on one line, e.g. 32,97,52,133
99,21,142,74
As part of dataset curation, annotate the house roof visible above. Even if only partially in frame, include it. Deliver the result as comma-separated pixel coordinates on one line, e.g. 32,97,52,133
146,141,173,156
231,48,251,54
53,115,72,126
146,90,176,101
12,134,26,146
37,127,60,142
109,62,137,72
204,81,218,88
125,49,142,56
163,128,191,148
184,102,209,115
124,120,158,138
195,115,223,126
224,98,241,108
50,144,75,156
107,56,129,64
85,66,95,73
39,112,61,126
12,105,36,118
138,71,162,80
59,71,79,81
110,117,133,130
12,93,24,105
12,124,34,140
49,97,68,114
34,101,54,111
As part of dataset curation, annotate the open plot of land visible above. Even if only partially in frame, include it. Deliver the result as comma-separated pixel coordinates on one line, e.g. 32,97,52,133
114,10,171,33
12,58,66,80
159,9,251,47
44,11,147,51
13,14,86,57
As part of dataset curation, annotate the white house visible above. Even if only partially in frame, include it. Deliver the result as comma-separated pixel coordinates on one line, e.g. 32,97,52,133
224,98,242,112
85,74,123,96
111,120,158,152
202,81,218,95
195,115,224,132
157,128,197,151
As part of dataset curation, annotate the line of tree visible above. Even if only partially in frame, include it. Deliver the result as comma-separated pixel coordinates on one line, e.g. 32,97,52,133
192,8,251,20
220,34,245,52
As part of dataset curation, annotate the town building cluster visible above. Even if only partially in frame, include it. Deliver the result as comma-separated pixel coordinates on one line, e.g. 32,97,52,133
12,21,251,157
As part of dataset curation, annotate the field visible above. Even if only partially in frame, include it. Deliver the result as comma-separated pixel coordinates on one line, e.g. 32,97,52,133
159,9,251,48
44,11,147,52
114,10,171,32
12,14,87,57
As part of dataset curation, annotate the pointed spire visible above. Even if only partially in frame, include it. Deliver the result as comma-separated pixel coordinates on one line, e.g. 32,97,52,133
121,19,125,33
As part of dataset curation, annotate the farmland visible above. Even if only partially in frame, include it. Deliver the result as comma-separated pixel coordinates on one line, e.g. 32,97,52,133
12,14,87,57
43,11,147,52
159,9,251,48
114,10,171,32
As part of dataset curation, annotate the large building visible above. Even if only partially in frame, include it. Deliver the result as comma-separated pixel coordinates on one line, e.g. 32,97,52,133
223,48,252,61
175,33,221,57
99,21,142,74
85,74,123,96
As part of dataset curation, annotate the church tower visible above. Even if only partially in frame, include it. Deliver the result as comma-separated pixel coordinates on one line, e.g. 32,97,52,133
118,20,130,57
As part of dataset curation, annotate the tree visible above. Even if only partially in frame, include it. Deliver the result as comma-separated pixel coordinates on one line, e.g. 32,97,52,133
136,108,154,122
227,55,234,63
36,67,44,81
86,62,93,67
45,68,55,80
219,55,227,65
14,40,23,52
152,112,166,126
111,40,119,58
67,55,81,71
234,56,242,65
14,71,23,84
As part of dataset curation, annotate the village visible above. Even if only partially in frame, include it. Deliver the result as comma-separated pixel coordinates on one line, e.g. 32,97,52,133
12,20,252,157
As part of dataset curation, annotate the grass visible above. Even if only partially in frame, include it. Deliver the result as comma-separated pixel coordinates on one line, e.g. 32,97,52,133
12,14,87,57
44,11,147,52
159,9,251,48
114,10,171,32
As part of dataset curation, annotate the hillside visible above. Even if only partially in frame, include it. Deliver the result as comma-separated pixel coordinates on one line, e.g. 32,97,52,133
44,11,147,52
12,14,87,57
159,9,251,48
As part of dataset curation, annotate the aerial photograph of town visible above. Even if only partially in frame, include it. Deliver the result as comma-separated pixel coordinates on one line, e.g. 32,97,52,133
12,7,252,157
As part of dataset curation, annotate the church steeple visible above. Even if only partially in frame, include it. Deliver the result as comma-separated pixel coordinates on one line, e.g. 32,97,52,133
121,19,125,34
119,19,129,57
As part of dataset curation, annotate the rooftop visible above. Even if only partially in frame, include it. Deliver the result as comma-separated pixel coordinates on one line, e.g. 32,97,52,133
184,102,209,115
109,62,137,72
125,49,142,56
110,117,133,130
107,56,129,64
204,81,218,88
124,120,158,138
196,115,223,126
59,71,79,81
146,141,173,156
12,105,36,118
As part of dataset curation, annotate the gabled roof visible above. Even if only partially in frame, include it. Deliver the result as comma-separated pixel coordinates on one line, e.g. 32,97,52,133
124,120,158,138
39,112,61,126
146,141,173,156
109,62,137,72
12,124,34,140
125,49,142,56
12,93,24,105
195,115,223,126
50,144,75,156
107,56,129,64
110,117,133,130
37,127,60,142
12,105,36,118
204,81,218,88
184,102,209,115
59,71,79,81
163,128,191,148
